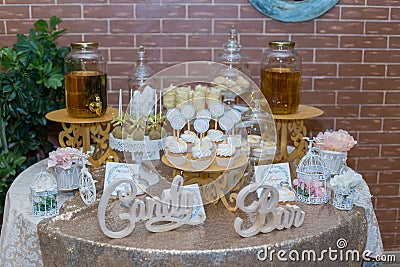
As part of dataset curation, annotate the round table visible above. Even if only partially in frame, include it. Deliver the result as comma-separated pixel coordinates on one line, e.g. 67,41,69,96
0,160,383,267
36,160,368,267
37,197,367,266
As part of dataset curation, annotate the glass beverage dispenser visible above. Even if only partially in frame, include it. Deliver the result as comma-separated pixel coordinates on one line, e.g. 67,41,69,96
64,42,107,118
260,41,301,115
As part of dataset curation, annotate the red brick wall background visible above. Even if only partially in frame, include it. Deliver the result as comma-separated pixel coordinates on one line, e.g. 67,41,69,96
1,0,399,250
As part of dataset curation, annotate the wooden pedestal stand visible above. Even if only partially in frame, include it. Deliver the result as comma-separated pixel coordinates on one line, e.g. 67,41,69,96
273,105,323,164
162,154,248,211
45,108,119,168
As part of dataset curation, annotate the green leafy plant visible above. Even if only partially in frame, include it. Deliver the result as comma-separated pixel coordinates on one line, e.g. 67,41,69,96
0,16,69,200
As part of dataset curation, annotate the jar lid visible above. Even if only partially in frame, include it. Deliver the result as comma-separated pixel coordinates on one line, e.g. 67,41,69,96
71,42,99,49
137,45,147,61
223,25,241,54
268,41,295,47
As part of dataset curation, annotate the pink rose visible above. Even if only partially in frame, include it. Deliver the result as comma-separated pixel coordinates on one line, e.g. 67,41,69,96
316,130,357,152
48,147,87,170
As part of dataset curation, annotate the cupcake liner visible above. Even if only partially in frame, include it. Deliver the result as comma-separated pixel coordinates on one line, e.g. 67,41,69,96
191,157,212,171
216,156,234,167
166,152,188,166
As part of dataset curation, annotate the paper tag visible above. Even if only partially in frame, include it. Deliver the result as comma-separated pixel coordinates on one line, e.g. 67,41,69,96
210,102,225,118
194,118,209,133
227,109,241,123
180,104,195,119
170,114,186,130
218,115,234,131
166,108,181,122
196,109,211,121
254,162,292,197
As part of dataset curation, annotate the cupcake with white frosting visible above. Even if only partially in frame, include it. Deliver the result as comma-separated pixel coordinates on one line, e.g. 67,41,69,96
164,136,188,166
227,135,242,158
180,130,198,151
190,139,214,170
215,143,235,167
207,129,225,145
277,186,297,205
247,134,261,148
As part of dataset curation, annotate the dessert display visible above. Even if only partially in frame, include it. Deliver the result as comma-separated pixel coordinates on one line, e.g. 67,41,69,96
162,95,249,171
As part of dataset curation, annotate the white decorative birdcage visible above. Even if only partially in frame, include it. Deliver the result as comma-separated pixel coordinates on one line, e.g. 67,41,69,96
295,139,331,204
30,170,59,218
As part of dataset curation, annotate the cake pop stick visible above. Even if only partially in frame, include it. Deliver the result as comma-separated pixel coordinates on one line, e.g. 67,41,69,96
180,104,195,132
219,115,234,143
118,89,122,118
210,102,224,130
154,91,157,118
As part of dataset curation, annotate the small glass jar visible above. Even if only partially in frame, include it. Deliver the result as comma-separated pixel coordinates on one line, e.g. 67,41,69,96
214,25,250,107
64,42,107,118
128,45,153,91
215,25,249,75
260,41,301,115
240,93,276,175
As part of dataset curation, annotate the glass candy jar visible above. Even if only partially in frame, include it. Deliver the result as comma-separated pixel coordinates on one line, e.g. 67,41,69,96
260,41,301,115
240,93,276,175
215,25,249,75
64,42,107,118
214,25,250,107
128,46,158,117
129,45,153,91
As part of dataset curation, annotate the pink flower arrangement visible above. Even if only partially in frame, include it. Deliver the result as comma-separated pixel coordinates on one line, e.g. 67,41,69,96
316,130,357,152
48,147,88,170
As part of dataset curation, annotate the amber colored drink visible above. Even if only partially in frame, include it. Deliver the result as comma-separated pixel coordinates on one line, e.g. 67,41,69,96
65,71,107,118
260,68,300,115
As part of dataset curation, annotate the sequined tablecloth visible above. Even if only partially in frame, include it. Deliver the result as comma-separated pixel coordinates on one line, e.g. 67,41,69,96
37,163,368,267
1,160,371,267
38,200,367,267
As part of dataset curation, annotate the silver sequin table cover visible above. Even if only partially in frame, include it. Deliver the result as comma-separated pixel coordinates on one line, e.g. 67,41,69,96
0,160,376,266
37,172,368,267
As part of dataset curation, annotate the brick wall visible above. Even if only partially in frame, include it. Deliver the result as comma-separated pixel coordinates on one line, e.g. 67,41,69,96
1,0,399,250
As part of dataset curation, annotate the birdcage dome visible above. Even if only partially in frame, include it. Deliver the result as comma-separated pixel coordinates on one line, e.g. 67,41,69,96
30,170,59,218
31,170,58,192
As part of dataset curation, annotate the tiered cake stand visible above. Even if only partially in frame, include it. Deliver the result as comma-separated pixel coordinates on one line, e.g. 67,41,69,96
162,154,248,211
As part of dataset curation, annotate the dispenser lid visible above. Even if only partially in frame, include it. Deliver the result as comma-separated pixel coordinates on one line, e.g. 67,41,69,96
71,42,99,49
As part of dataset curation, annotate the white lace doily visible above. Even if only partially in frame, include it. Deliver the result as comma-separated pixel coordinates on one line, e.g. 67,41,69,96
109,134,163,153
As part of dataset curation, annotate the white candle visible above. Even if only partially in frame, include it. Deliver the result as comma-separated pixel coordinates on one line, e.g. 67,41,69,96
154,90,157,117
130,89,134,115
159,90,162,113
118,89,122,118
